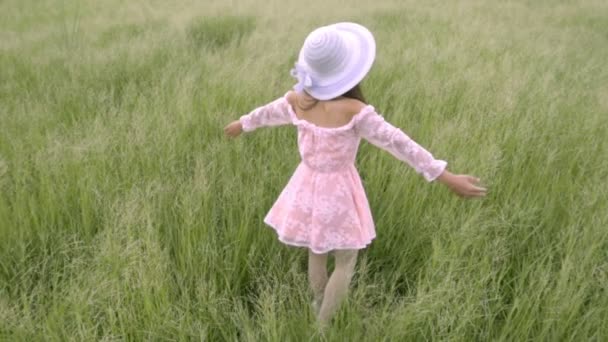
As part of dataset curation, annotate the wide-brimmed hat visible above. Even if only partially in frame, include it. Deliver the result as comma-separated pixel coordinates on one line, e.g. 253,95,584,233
290,22,376,100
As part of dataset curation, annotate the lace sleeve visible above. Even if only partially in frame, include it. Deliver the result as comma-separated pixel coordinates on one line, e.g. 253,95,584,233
239,95,293,132
355,108,447,182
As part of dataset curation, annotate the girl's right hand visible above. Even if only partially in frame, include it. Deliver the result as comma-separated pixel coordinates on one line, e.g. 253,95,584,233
437,170,487,198
224,120,243,138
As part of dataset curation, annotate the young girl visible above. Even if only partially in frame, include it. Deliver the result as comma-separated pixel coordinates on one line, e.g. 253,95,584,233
224,22,486,326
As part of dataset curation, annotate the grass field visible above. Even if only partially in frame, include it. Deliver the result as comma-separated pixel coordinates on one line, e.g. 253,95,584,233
1,0,607,340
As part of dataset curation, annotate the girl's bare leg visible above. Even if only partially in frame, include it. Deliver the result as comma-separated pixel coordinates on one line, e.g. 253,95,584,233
317,249,358,325
308,249,329,314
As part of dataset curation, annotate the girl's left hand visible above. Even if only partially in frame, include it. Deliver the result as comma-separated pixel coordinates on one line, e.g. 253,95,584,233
437,170,487,198
224,120,243,138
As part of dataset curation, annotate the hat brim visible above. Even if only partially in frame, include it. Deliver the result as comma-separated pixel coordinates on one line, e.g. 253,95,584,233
299,22,376,101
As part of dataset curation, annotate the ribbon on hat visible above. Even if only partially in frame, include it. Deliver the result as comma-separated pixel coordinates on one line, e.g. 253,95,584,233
290,63,313,92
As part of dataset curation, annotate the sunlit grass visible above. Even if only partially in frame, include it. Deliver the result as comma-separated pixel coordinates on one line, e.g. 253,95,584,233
1,0,607,340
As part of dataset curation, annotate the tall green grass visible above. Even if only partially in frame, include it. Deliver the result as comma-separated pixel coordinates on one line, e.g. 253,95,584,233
1,0,607,340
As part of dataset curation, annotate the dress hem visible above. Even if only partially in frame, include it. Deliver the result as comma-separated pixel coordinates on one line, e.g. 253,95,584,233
263,218,376,254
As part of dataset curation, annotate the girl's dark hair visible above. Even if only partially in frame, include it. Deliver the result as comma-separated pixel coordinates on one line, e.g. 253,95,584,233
341,84,367,104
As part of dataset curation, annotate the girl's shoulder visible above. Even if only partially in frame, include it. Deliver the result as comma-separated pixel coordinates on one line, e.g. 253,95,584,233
326,97,367,119
285,91,367,117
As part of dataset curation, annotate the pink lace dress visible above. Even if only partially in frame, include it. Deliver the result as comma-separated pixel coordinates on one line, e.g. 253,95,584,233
240,94,447,254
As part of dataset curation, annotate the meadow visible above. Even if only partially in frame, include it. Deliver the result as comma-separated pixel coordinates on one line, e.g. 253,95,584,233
1,0,607,340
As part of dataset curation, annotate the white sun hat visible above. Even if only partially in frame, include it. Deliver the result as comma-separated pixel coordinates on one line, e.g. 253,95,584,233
290,22,376,100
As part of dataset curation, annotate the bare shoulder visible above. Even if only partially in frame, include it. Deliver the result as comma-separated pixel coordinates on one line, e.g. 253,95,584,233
285,91,297,106
327,97,367,119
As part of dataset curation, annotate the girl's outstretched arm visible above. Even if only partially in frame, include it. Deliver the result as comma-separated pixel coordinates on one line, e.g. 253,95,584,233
355,107,447,181
224,92,294,138
355,108,486,198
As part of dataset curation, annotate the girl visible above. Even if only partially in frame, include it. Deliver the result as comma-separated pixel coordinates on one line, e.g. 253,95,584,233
224,22,486,326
